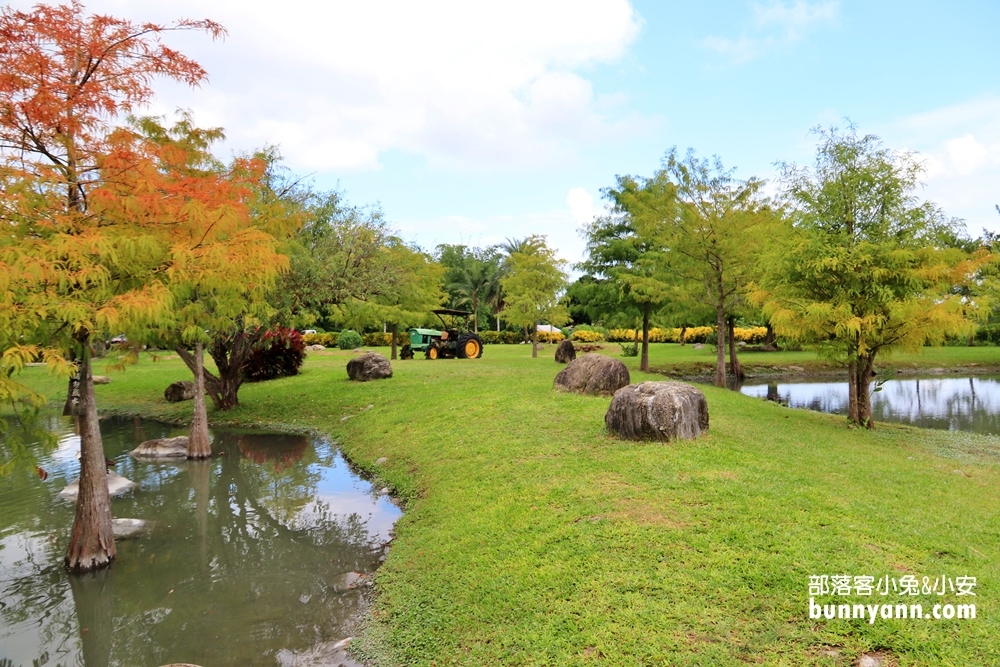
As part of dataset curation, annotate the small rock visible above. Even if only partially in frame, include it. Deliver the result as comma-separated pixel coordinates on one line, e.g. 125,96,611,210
60,470,137,500
112,518,149,538
305,344,326,352
330,571,363,592
692,343,705,350
92,375,111,384
131,436,189,458
379,487,389,495
340,415,353,422
554,339,576,364
375,457,388,465
333,638,352,650
788,365,805,372
164,381,195,402
856,654,886,667
347,352,393,382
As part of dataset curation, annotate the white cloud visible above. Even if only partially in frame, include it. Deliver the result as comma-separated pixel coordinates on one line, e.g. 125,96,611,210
567,187,599,226
881,97,1000,235
28,0,644,173
396,188,607,266
753,0,839,40
704,1,839,64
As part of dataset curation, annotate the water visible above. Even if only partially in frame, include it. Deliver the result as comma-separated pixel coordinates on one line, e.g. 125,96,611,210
0,415,401,667
738,375,1000,434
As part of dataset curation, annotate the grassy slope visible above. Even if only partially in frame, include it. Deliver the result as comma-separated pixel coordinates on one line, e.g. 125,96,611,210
18,345,1000,666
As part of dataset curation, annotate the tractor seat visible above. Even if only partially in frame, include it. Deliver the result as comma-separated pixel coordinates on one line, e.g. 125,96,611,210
441,331,449,340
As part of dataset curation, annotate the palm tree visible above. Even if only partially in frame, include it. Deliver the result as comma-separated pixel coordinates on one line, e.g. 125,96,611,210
447,259,500,334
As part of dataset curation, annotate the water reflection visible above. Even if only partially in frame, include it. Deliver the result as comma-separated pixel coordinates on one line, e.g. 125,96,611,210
0,416,400,667
738,376,1000,434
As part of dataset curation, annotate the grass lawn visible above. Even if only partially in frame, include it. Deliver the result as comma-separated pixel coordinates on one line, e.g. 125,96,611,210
15,343,1000,666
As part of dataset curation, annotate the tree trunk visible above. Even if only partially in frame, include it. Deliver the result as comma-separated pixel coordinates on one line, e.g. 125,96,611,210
65,337,116,572
857,353,876,429
727,316,744,381
188,342,212,459
679,326,687,346
176,327,261,411
63,349,81,416
640,308,650,373
390,323,398,360
714,304,727,387
532,324,538,358
848,358,859,425
765,323,776,349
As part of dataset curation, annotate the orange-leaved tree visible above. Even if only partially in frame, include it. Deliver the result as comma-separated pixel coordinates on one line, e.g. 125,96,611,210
0,1,225,572
134,117,296,456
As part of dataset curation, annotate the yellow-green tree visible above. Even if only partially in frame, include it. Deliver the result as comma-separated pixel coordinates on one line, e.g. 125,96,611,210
615,149,777,386
756,126,986,428
500,236,569,358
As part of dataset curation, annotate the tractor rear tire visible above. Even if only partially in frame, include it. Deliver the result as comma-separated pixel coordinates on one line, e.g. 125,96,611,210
457,334,483,359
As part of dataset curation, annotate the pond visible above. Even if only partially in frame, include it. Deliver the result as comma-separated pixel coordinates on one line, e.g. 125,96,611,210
737,375,1000,435
0,415,401,667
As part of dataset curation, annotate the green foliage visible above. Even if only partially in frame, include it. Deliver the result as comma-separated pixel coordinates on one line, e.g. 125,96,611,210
362,332,396,347
479,330,501,344
337,330,363,350
243,328,306,382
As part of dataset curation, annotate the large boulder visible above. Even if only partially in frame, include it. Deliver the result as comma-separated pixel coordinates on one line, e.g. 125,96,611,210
59,470,137,500
347,352,393,382
131,436,189,458
605,381,709,441
164,380,195,402
554,353,630,396
554,339,576,364
305,344,326,352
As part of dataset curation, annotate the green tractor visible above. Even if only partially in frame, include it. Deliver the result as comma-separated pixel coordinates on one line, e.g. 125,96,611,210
406,309,484,360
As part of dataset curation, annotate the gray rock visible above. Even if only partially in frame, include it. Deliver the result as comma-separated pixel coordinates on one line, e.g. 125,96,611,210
60,470,138,500
112,518,149,538
554,354,630,396
347,352,393,381
554,339,576,364
164,380,195,402
330,571,364,592
605,381,709,441
375,457,388,465
857,654,886,667
92,375,111,384
692,343,705,350
305,344,326,352
788,365,805,372
131,436,189,458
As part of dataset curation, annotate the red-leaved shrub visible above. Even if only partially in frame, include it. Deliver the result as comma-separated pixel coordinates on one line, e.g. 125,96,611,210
243,327,306,382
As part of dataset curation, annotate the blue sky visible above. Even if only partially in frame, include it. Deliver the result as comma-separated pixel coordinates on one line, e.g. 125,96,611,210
18,1,1000,262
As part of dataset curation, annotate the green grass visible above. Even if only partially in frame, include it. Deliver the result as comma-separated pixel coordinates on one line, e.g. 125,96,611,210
16,344,1000,666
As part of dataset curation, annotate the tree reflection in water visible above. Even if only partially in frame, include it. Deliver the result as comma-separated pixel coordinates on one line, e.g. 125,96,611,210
0,417,400,667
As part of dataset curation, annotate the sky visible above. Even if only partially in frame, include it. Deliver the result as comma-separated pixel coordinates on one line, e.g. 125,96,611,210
16,0,1000,263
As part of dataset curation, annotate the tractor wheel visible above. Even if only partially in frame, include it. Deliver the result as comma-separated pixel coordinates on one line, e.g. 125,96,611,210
426,343,439,360
457,334,483,359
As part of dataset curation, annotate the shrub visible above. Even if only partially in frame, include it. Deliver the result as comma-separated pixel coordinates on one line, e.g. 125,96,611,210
337,330,363,350
362,332,393,347
537,330,566,343
243,327,306,382
733,326,768,344
480,330,501,344
571,329,603,342
619,342,638,357
303,332,337,347
501,330,522,345
975,324,1000,346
